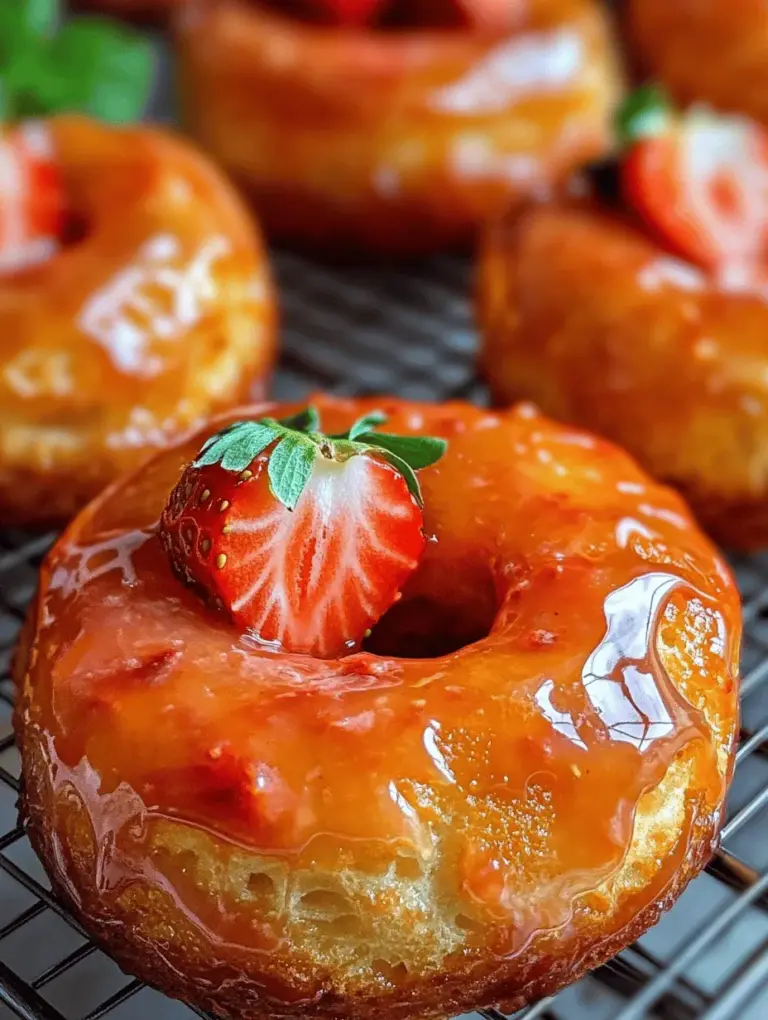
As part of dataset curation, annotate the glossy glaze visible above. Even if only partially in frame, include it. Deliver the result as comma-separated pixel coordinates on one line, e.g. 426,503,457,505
479,197,768,548
17,397,739,1017
629,0,768,124
175,0,621,254
0,116,275,526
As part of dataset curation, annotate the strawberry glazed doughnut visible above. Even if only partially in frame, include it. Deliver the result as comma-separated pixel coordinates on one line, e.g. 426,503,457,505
628,0,768,124
16,395,739,1019
0,116,275,527
174,0,621,255
479,89,768,548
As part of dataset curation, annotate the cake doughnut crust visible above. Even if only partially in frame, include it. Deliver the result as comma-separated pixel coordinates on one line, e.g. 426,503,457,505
0,116,275,527
628,0,768,123
16,396,739,1019
479,200,768,549
175,0,621,254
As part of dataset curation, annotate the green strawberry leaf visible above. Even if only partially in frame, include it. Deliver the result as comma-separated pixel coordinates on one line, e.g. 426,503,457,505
616,83,671,150
195,421,279,472
45,17,155,123
375,450,424,508
358,432,447,471
348,410,387,441
268,435,316,511
279,406,320,433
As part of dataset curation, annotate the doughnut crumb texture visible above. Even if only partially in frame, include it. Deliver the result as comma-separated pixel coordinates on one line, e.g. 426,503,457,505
15,397,740,1020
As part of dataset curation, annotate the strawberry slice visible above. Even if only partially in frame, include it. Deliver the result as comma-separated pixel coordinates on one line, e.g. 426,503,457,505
161,407,447,659
618,85,768,272
0,120,64,275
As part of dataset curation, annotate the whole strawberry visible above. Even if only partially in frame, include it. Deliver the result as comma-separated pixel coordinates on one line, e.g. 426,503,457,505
161,407,446,659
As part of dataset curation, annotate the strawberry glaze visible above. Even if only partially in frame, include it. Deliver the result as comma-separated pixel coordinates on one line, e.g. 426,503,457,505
18,397,740,978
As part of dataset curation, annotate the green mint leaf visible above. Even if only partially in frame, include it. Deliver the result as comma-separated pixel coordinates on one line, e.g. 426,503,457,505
615,83,671,149
375,451,424,509
358,432,447,471
348,410,387,441
22,0,58,37
268,435,316,511
195,421,279,472
45,17,155,122
279,406,320,434
0,0,58,63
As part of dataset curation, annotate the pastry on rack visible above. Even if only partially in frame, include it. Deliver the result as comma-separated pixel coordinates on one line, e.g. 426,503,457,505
0,7,276,526
628,0,768,124
0,116,275,526
479,86,768,548
16,395,739,1019
175,0,622,254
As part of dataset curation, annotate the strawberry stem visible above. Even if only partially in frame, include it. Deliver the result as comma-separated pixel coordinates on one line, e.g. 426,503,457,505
616,83,672,150
191,407,447,512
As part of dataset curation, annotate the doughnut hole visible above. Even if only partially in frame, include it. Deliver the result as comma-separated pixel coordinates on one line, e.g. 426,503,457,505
364,571,498,658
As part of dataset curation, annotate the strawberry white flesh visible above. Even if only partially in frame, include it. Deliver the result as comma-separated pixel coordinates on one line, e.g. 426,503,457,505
621,90,768,274
223,452,424,657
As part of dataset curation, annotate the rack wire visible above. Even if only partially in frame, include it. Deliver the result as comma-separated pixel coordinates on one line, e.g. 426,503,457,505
1,249,768,1020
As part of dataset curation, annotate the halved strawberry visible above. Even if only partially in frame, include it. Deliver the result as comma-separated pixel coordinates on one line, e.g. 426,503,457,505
0,120,64,274
160,407,446,659
618,84,768,272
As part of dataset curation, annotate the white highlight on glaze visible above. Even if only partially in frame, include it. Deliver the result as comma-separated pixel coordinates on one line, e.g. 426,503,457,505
423,722,456,784
3,348,74,398
616,480,646,495
615,516,656,549
430,29,583,115
582,572,683,751
78,233,229,374
637,256,706,294
535,678,587,750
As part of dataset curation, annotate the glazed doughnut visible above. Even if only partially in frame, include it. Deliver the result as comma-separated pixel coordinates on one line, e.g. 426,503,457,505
478,198,768,549
0,116,275,527
175,0,622,254
16,395,739,1020
628,0,768,123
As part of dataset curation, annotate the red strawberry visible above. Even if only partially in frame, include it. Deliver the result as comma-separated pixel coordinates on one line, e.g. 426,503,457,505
0,121,64,275
618,85,768,273
161,407,446,659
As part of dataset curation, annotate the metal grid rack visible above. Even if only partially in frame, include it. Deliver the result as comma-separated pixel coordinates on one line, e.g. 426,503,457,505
1,250,768,1020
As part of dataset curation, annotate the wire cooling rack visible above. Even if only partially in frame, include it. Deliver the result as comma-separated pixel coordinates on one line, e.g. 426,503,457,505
1,250,768,1020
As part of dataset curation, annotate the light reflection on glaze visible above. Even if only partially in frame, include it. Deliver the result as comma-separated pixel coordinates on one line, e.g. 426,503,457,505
78,234,230,374
430,29,584,114
22,398,739,977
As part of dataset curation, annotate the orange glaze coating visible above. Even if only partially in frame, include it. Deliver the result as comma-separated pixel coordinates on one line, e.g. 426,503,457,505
16,396,739,1019
0,116,275,527
478,197,768,549
628,0,768,123
174,0,622,255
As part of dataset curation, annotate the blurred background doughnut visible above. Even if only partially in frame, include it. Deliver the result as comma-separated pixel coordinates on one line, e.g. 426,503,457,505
0,116,275,527
175,0,623,255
